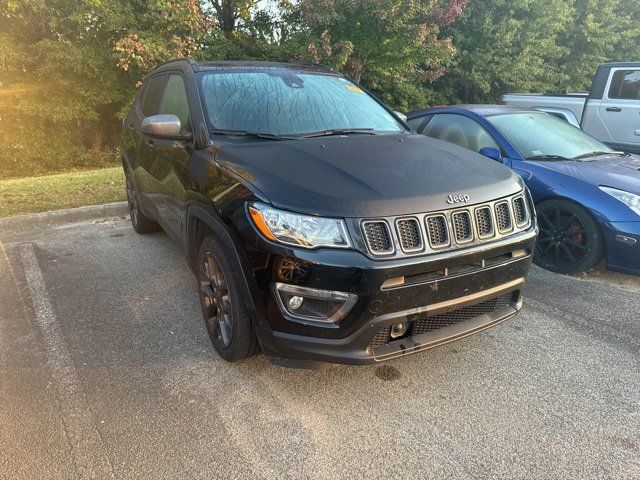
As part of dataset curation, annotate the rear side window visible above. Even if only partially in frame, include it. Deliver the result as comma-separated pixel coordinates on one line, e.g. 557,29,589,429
608,70,640,100
158,74,191,133
423,114,499,153
141,75,166,116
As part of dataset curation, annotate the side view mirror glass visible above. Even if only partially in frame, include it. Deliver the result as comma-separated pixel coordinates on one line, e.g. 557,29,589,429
141,114,189,140
479,147,503,162
393,111,408,123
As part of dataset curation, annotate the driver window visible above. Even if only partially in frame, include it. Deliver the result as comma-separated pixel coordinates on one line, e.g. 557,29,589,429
158,74,191,133
423,114,499,153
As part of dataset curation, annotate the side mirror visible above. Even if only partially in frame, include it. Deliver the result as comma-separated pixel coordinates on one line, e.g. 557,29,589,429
393,111,408,123
141,114,191,141
479,147,503,162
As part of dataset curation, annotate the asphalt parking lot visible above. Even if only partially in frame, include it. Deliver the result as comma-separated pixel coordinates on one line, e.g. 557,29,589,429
1,215,639,479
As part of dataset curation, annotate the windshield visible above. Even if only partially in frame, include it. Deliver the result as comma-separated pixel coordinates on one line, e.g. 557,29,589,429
199,69,405,137
487,112,611,160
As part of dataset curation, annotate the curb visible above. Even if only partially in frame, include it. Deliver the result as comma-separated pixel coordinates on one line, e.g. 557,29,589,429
0,202,129,230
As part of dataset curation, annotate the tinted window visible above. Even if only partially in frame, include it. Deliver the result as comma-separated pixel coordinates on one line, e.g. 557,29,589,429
199,70,405,136
141,75,166,117
608,70,640,100
487,112,609,159
158,74,191,132
422,114,499,152
406,114,432,132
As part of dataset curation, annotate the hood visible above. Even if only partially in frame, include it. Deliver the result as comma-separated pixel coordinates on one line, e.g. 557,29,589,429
215,134,522,218
530,154,640,195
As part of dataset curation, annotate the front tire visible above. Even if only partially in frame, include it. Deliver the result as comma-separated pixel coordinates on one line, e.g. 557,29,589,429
534,198,604,274
197,236,258,362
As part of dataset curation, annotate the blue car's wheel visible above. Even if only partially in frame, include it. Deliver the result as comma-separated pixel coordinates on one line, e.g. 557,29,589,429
534,199,604,274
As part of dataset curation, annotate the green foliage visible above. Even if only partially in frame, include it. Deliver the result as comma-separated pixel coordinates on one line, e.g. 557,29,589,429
1,0,639,179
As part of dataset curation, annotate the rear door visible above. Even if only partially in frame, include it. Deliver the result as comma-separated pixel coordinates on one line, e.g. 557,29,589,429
598,68,640,149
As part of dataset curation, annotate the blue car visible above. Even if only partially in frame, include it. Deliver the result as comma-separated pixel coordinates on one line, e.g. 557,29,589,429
406,105,640,275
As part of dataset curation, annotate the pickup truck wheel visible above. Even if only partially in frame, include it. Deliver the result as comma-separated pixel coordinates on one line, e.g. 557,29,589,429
124,166,159,234
197,236,258,362
534,199,603,274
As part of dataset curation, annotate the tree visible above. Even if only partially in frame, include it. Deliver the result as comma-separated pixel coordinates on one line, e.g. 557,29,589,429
433,0,569,104
0,0,212,178
297,0,467,110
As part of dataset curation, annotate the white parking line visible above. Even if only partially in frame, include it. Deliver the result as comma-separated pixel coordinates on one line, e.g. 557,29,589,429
18,243,114,479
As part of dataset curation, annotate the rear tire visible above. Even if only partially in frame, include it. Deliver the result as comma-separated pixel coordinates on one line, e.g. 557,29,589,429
534,198,604,274
124,165,160,234
197,235,259,362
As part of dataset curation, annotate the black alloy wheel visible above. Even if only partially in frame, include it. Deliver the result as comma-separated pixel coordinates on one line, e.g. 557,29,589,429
199,251,234,348
196,236,259,361
534,198,603,274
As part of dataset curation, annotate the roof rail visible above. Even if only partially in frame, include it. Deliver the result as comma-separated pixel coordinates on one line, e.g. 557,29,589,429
151,57,199,71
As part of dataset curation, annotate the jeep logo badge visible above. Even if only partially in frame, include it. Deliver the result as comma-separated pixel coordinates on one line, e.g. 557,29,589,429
447,194,470,204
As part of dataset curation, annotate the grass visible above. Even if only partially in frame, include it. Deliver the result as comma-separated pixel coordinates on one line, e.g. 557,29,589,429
0,167,126,218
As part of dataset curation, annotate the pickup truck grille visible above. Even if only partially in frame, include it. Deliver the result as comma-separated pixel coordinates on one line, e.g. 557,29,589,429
360,191,531,258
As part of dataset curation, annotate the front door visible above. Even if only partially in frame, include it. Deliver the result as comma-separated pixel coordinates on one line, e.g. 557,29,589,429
144,73,193,240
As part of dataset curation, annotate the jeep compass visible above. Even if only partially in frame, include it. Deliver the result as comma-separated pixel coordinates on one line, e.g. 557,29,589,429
120,59,537,365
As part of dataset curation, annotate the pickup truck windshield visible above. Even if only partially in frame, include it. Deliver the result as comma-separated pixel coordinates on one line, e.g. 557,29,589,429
487,112,611,160
199,70,405,137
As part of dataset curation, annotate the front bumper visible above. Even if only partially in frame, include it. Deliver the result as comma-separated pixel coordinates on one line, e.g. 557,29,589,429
248,228,536,365
602,221,640,275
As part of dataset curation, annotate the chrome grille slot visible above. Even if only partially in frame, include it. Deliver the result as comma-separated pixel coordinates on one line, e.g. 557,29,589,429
495,201,513,233
475,206,494,238
452,211,473,243
362,221,394,255
512,196,528,227
425,215,449,248
396,218,423,252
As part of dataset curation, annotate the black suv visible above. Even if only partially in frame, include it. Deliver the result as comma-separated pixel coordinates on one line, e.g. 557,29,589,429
121,59,537,366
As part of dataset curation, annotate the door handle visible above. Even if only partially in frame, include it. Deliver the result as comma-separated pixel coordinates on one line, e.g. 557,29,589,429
606,107,622,112
144,139,155,149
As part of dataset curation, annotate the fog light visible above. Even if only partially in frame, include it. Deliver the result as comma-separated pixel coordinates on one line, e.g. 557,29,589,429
390,322,409,339
288,296,304,310
273,282,357,324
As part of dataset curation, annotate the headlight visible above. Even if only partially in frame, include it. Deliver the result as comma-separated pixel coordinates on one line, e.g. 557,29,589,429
599,186,640,216
248,203,351,249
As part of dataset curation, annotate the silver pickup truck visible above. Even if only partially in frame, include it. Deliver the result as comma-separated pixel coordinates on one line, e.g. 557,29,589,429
503,62,640,155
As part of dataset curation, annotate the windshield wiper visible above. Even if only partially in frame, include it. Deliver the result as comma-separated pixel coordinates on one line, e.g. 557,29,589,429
297,128,378,139
211,129,296,140
572,151,628,160
526,154,572,161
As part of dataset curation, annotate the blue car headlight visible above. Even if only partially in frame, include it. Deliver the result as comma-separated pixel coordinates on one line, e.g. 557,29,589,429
599,186,640,216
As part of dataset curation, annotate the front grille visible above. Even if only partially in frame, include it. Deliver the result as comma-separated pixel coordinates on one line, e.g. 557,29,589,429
425,215,449,248
358,192,530,258
411,292,514,336
396,218,423,252
475,206,494,238
452,211,473,243
368,292,516,349
512,196,528,227
495,202,513,233
362,221,393,254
